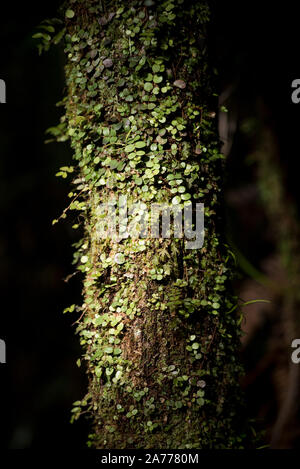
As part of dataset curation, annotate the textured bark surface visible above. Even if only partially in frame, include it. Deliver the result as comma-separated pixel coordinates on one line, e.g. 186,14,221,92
61,0,250,449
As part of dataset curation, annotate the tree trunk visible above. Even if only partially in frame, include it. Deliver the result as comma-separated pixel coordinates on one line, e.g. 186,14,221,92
62,0,250,449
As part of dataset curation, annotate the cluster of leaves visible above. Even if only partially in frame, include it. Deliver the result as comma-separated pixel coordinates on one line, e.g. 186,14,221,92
50,0,252,449
33,18,66,54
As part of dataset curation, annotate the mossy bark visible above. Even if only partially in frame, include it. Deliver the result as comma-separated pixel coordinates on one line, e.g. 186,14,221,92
63,0,250,449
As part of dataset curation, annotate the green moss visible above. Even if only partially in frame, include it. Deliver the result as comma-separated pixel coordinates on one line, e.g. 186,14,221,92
48,0,253,449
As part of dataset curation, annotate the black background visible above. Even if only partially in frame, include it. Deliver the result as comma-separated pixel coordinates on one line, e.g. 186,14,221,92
0,0,88,448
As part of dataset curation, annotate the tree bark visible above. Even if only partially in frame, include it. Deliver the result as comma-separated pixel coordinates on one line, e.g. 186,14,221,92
62,0,250,449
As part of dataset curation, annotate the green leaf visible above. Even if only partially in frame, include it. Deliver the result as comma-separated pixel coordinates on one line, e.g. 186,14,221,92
153,75,163,84
39,25,55,33
109,160,119,170
144,82,153,92
241,299,271,306
53,28,66,45
145,73,153,82
125,144,135,153
65,9,75,19
172,196,181,205
152,64,160,73
32,32,51,41
135,141,146,148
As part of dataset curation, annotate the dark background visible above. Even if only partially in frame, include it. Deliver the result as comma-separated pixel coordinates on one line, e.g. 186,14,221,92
0,0,88,448
1,0,300,448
